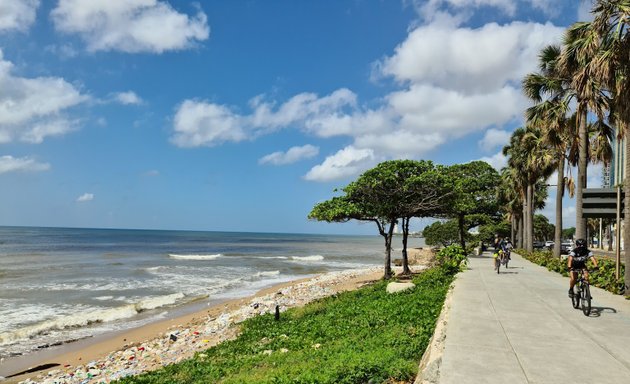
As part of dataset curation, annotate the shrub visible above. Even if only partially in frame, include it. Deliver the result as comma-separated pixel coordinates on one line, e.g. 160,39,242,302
436,244,468,274
519,249,625,295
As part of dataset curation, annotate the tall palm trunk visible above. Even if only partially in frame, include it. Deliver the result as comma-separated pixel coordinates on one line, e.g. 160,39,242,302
522,196,528,250
527,184,534,252
624,128,630,294
554,159,564,258
511,215,516,244
576,111,588,240
517,215,524,249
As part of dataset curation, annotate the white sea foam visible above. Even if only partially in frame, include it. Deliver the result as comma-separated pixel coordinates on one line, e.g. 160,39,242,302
248,256,288,260
169,254,223,260
253,270,281,278
93,296,114,301
0,293,192,346
291,255,325,262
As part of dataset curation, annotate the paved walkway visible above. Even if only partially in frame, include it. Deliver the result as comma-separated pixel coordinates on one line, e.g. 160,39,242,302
438,251,630,384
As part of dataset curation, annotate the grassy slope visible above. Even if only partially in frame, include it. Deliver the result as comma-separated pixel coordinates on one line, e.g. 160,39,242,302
117,267,454,384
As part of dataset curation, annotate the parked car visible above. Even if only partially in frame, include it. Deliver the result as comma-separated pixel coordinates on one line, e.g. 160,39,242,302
533,241,545,250
560,242,573,254
544,240,554,249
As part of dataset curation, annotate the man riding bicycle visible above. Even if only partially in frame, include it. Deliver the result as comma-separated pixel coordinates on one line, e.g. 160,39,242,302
568,238,598,297
493,237,507,270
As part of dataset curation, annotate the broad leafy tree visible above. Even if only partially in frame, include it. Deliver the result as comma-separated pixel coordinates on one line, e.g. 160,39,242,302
423,220,460,247
441,161,500,250
309,160,450,279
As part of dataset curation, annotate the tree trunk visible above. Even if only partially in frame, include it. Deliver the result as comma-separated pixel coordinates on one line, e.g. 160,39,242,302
401,217,411,275
383,219,396,279
530,183,535,251
458,214,466,250
517,214,523,249
576,110,588,240
526,183,534,252
607,222,612,251
511,215,516,245
624,128,630,294
554,160,564,258
522,196,528,250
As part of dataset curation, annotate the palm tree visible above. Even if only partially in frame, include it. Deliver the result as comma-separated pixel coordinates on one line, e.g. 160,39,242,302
588,0,630,292
498,167,523,246
523,44,574,257
503,128,529,248
560,21,611,240
503,126,556,252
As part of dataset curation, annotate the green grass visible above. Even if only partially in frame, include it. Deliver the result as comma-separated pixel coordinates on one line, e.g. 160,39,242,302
116,267,455,384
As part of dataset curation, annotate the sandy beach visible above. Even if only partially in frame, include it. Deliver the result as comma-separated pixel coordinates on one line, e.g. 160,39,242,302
4,261,433,384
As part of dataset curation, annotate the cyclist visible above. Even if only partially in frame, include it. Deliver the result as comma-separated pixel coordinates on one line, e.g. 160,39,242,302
493,237,507,270
568,238,598,297
504,239,513,260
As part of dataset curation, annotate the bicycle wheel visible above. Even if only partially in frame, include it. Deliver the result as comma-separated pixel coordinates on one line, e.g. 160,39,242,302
571,287,580,308
581,283,591,316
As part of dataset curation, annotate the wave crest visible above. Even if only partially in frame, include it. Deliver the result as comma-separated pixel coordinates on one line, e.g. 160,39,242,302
0,292,196,346
169,254,223,260
291,255,325,262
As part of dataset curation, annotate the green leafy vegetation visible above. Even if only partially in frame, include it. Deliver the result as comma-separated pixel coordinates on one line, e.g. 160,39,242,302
435,244,468,275
519,249,625,295
116,266,457,384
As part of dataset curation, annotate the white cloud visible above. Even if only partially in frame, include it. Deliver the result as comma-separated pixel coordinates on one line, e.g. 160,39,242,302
479,128,511,152
0,155,50,174
409,0,518,21
540,191,577,229
354,130,445,158
0,50,88,143
171,100,248,147
259,145,319,165
378,21,564,93
0,0,39,33
478,151,507,170
409,0,565,21
44,43,79,59
114,91,143,105
304,146,377,182
577,0,594,21
386,84,524,136
587,163,603,188
51,0,209,53
76,193,94,202
171,16,564,182
171,89,357,147
144,169,160,176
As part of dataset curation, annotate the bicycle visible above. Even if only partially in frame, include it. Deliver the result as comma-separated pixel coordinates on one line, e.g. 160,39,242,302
570,268,592,316
494,250,508,274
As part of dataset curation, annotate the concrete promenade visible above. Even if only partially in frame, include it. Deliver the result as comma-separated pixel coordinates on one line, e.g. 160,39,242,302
437,251,630,384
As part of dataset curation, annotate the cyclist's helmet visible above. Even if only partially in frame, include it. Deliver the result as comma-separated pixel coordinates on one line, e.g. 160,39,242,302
575,238,586,247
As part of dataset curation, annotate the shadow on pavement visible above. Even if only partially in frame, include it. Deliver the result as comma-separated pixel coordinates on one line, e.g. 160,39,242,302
588,306,618,317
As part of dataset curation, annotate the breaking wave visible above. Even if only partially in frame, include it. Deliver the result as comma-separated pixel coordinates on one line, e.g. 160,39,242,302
0,292,199,346
169,254,223,260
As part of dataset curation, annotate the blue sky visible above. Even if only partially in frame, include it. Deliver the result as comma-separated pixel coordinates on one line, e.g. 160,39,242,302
0,0,598,234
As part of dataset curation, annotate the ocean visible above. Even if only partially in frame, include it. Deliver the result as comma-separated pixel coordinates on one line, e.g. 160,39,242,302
0,226,425,359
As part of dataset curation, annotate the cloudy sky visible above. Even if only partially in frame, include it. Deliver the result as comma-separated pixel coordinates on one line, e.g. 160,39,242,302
0,0,597,234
